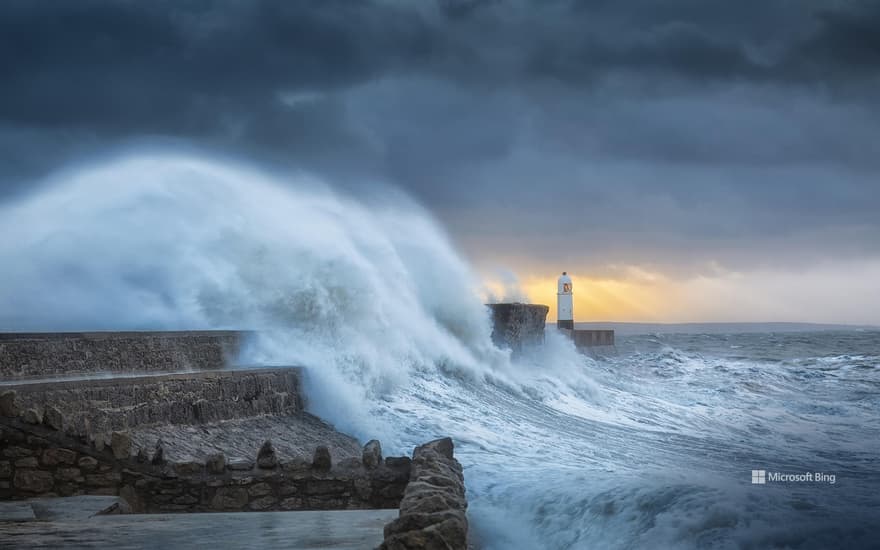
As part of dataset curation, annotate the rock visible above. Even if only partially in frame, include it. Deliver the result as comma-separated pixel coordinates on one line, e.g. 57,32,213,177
43,405,64,430
42,448,77,466
173,461,204,475
363,439,383,469
0,390,19,417
418,437,455,460
337,457,361,470
206,452,226,474
136,447,149,463
379,437,467,550
111,431,132,460
77,456,99,472
14,457,39,468
85,472,122,487
249,496,276,511
385,456,412,470
0,461,11,479
256,440,277,469
226,458,254,471
151,439,166,465
92,434,106,452
312,445,331,471
3,446,32,458
248,482,272,497
22,408,42,424
13,469,54,493
280,456,311,472
211,487,248,510
54,467,83,482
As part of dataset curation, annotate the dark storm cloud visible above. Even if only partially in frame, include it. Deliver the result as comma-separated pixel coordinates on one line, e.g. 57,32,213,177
1,0,878,273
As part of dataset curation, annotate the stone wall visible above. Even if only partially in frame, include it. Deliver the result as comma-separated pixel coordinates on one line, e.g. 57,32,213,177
0,331,245,378
9,368,302,437
380,438,468,550
486,303,549,354
0,409,410,513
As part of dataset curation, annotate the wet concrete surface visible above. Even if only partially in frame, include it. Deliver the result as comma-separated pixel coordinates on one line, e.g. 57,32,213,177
0,505,396,549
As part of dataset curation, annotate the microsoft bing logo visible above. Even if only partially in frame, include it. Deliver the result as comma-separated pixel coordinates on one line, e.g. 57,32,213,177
751,470,766,484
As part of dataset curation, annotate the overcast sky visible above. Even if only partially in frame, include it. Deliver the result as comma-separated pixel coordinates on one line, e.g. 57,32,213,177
2,0,878,323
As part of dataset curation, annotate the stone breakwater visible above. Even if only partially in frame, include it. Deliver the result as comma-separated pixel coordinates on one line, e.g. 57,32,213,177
381,438,468,550
0,331,243,378
1,390,409,512
486,303,549,354
8,368,303,437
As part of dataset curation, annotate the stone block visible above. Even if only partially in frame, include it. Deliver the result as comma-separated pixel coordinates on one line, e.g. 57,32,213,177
248,496,276,510
0,390,18,417
248,482,272,497
55,467,84,482
312,445,332,471
22,408,42,424
77,456,99,471
43,448,78,466
0,461,11,478
14,457,39,468
256,440,278,469
227,458,254,471
13,469,54,493
43,405,64,431
111,431,132,460
211,487,248,510
3,446,32,458
206,452,226,474
363,440,383,469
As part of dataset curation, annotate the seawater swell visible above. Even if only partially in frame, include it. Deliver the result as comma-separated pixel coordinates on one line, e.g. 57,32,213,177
374,331,880,549
2,154,878,548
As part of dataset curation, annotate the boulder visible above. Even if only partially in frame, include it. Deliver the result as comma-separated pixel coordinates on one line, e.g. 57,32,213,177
312,445,332,471
42,405,64,431
257,440,278,469
363,439,383,469
0,390,19,417
13,469,54,493
379,437,467,550
22,408,42,425
110,431,132,460
151,439,166,465
206,452,226,474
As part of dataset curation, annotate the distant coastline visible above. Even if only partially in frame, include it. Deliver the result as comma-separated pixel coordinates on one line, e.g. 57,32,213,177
563,321,880,336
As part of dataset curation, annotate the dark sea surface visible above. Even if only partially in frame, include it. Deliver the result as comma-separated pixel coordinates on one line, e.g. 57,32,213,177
374,329,880,549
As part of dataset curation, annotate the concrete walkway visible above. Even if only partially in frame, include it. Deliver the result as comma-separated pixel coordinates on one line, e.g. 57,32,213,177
1,497,396,549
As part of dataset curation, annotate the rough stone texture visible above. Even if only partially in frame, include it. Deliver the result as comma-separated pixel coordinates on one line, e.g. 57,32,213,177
0,413,412,513
22,408,42,425
111,432,131,460
313,446,332,472
10,369,303,437
206,453,226,475
0,390,18,417
0,330,244,378
380,438,468,550
256,441,278,469
363,440,382,470
43,405,63,431
486,303,549,354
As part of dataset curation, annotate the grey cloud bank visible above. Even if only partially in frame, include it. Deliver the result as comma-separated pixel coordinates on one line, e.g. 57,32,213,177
1,0,878,306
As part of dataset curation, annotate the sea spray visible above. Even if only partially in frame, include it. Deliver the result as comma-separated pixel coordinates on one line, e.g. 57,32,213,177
0,153,508,437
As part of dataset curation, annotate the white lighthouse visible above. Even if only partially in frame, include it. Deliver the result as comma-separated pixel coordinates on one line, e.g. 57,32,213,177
557,272,574,329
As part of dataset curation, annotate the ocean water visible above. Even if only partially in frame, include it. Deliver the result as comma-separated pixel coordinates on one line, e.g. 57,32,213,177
1,154,878,549
371,329,880,549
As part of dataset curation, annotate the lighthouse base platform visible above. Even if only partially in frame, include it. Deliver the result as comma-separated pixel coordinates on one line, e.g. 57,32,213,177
559,328,615,348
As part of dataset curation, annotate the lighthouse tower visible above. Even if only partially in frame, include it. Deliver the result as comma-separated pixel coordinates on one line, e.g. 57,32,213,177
557,272,574,329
